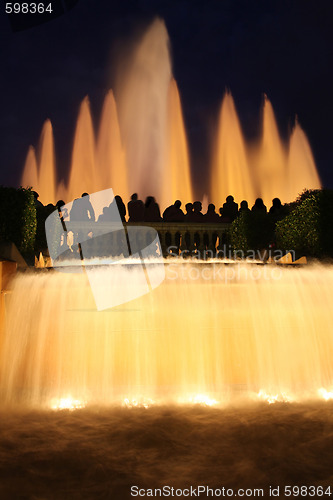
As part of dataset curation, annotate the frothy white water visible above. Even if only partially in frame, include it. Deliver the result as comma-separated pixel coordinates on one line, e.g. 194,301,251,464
1,262,333,408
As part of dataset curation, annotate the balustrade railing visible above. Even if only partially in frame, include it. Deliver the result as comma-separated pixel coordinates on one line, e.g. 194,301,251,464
58,221,231,258
133,222,230,256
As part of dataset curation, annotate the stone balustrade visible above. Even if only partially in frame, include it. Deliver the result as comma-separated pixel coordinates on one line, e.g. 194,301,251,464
58,221,231,258
131,222,231,256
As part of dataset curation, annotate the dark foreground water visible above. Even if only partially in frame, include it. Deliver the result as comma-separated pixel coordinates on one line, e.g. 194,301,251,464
1,402,333,499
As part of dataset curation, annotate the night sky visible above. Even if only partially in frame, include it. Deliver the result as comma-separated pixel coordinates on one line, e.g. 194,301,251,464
0,0,332,197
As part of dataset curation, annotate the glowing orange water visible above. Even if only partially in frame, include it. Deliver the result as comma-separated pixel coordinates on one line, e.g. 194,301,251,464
67,96,97,202
161,78,193,209
288,119,321,201
56,180,68,204
116,18,171,203
97,90,129,202
20,19,322,210
1,263,333,407
38,119,56,205
214,94,321,207
21,146,38,192
212,91,256,207
255,96,288,204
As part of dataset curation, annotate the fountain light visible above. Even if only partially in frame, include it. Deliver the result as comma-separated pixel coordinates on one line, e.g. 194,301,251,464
122,397,155,409
318,388,333,401
178,394,219,407
257,390,293,405
50,397,87,411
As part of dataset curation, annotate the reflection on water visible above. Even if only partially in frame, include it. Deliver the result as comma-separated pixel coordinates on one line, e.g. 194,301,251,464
0,403,333,498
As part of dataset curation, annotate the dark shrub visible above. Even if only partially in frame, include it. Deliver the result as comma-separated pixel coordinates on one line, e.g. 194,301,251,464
0,187,36,254
276,189,333,258
35,203,56,253
229,211,275,254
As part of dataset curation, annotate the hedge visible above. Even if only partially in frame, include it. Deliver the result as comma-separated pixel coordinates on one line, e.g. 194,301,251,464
229,211,276,254
276,189,333,258
0,187,37,254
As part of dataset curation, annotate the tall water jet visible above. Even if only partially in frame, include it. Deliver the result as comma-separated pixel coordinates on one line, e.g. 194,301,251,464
255,95,287,205
287,118,321,201
116,18,172,202
67,96,97,202
161,78,193,209
21,145,38,193
56,180,68,203
37,119,56,205
97,90,129,202
211,91,255,206
19,21,323,209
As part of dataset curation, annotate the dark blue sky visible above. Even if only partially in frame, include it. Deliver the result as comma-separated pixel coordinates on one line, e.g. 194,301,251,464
0,0,332,196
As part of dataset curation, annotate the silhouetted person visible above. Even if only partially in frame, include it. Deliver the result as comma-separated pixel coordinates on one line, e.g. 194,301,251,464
184,203,194,221
127,193,145,222
53,199,69,251
239,200,251,215
269,197,287,224
221,195,238,222
163,200,185,222
269,198,282,215
114,195,126,222
144,196,162,222
191,201,204,222
251,198,267,214
32,191,44,209
69,198,81,221
98,206,111,222
46,203,56,212
204,203,220,222
56,199,69,221
69,193,95,221
70,194,95,247
107,195,126,222
82,193,95,221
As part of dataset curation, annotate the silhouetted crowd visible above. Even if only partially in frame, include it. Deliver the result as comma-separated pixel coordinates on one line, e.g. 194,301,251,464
33,191,288,225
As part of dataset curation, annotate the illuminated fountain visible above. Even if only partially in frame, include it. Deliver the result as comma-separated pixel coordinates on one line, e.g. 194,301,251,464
11,18,331,410
287,118,322,202
21,146,38,194
4,19,332,499
213,94,321,207
21,19,193,208
97,90,129,202
254,95,288,203
22,120,56,205
211,91,256,207
67,97,97,202
161,78,193,210
38,120,56,205
115,18,171,205
20,19,320,209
